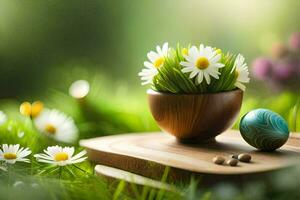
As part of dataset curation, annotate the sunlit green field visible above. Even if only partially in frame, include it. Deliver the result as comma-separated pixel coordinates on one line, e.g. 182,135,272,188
0,0,300,199
0,78,298,199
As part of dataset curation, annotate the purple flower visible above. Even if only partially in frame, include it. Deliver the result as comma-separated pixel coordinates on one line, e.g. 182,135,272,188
252,57,273,80
272,62,295,81
289,32,300,50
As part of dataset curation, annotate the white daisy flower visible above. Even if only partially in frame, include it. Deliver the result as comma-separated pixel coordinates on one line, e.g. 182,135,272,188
34,109,78,143
69,80,90,99
34,146,87,166
232,54,250,91
180,44,225,85
138,42,169,85
0,111,7,125
0,144,31,164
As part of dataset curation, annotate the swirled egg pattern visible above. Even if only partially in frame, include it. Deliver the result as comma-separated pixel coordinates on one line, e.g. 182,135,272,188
239,109,289,151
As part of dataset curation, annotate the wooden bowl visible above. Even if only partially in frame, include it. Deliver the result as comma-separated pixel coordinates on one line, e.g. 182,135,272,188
147,89,243,143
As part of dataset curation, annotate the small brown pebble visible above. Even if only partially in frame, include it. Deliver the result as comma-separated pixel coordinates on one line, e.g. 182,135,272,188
238,154,251,163
212,156,225,165
227,158,238,166
230,154,238,159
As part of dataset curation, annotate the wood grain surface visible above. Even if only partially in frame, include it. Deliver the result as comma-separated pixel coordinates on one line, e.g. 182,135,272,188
80,130,300,184
147,89,243,141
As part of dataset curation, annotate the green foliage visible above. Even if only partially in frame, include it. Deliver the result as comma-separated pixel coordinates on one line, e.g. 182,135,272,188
208,53,237,92
289,99,300,131
45,75,158,139
152,45,238,94
0,109,181,200
235,92,300,132
0,119,50,152
0,69,298,199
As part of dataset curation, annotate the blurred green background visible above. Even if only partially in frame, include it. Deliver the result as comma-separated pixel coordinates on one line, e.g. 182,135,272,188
0,0,299,136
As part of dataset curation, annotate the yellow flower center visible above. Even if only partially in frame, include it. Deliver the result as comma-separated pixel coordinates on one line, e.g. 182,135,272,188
54,152,69,161
153,57,165,68
196,57,209,70
45,124,56,134
181,48,188,56
3,153,17,160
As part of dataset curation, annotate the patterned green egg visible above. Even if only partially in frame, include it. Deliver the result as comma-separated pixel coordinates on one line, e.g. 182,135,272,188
239,109,289,151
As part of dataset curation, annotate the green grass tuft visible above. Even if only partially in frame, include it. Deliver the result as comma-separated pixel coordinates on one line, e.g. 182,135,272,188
152,45,238,94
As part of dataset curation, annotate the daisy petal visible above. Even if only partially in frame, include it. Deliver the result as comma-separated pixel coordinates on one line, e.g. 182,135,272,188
70,157,87,164
70,150,86,161
196,71,204,84
144,61,154,69
181,67,194,73
180,61,194,68
204,72,211,84
147,51,159,63
189,70,198,78
162,42,169,55
235,82,246,91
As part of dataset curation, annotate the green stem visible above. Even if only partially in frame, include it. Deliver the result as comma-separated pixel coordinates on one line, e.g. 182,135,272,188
7,164,10,186
59,166,63,179
73,164,88,174
31,157,33,176
294,100,299,131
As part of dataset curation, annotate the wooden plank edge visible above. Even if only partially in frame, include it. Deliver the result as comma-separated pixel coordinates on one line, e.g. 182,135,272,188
83,145,290,186
95,165,173,191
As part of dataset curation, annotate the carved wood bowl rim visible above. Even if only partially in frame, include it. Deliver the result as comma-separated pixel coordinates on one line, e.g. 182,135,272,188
146,88,243,96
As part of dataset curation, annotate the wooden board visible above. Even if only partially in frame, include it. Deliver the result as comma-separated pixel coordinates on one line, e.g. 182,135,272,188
80,130,300,184
95,165,172,191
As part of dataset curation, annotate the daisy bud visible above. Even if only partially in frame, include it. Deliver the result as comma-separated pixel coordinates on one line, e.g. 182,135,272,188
181,48,188,56
215,49,222,55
